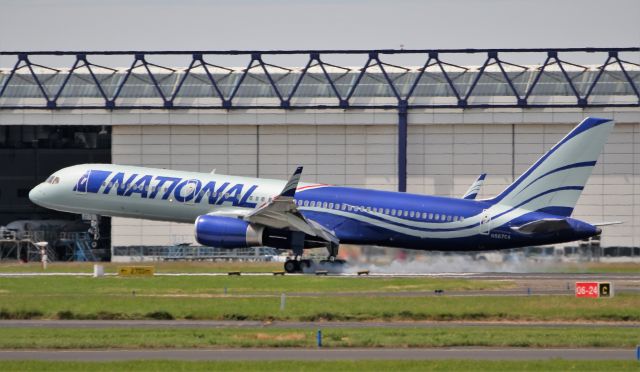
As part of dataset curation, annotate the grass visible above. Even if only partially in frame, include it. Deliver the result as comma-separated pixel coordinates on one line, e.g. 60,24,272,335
0,275,509,295
0,261,283,273
0,360,638,372
0,327,639,349
0,290,638,322
0,276,637,322
1,260,639,274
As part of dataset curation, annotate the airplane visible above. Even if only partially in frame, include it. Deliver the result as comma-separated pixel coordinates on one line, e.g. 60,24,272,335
29,117,617,273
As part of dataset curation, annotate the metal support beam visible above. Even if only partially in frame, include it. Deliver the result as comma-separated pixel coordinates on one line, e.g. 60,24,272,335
398,101,408,192
0,48,638,110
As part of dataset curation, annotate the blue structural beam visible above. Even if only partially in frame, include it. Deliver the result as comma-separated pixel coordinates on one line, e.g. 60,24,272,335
398,100,408,192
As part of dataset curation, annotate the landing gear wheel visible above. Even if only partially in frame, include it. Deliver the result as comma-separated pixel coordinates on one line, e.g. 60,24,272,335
284,260,299,273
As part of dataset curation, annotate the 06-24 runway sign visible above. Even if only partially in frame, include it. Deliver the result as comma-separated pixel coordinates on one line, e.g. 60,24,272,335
575,282,613,298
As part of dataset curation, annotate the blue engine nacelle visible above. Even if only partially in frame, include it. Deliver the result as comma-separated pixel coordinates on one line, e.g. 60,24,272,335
195,215,264,248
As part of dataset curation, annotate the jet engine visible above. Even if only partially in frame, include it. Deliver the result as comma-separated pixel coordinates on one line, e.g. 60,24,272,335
194,215,264,248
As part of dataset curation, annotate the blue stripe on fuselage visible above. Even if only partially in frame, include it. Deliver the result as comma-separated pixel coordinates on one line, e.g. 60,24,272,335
295,186,487,233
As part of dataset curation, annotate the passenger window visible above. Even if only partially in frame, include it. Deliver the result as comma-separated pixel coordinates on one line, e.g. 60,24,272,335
447,215,452,222
403,211,408,217
422,212,427,219
435,214,439,220
391,209,396,216
409,211,415,217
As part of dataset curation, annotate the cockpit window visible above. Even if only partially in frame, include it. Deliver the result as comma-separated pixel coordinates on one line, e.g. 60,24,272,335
46,176,60,184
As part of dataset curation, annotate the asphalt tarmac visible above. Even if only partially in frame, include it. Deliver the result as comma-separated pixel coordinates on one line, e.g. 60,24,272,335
1,272,639,278
0,348,634,361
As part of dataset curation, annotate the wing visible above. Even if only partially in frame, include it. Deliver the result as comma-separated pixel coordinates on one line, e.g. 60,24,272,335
244,167,338,244
462,173,486,200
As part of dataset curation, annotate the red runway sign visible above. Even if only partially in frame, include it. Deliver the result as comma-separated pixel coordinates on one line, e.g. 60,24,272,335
575,282,599,298
575,282,613,298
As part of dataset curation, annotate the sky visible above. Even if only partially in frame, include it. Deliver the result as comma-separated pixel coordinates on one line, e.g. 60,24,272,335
0,0,638,67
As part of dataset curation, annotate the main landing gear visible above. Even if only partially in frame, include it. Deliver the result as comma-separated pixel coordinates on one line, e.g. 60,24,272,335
283,241,347,273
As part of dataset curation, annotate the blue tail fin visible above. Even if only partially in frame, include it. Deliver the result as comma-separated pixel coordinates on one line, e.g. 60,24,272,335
487,117,614,217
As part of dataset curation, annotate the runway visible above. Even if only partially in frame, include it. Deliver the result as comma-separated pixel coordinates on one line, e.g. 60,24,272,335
1,319,638,329
1,271,639,280
0,348,634,361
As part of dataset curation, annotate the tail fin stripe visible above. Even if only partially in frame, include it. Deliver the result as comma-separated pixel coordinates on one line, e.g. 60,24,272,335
514,161,597,197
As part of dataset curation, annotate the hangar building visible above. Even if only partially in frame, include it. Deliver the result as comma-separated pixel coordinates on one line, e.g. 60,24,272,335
0,48,638,257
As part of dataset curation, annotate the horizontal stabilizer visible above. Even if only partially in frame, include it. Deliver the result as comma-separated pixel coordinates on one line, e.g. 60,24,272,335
511,218,572,235
592,221,624,227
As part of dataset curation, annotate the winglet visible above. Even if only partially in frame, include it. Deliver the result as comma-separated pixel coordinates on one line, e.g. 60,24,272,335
462,173,486,200
280,166,303,198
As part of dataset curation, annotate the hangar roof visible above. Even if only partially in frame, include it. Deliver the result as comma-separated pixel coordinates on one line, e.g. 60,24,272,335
0,49,638,108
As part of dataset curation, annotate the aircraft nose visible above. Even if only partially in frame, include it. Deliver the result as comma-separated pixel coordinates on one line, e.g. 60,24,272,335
29,184,46,206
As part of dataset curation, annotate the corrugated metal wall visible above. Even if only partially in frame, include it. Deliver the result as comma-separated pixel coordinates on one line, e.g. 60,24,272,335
111,121,638,248
111,124,398,247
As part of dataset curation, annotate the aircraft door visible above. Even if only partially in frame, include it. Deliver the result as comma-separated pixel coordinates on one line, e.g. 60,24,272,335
479,209,491,235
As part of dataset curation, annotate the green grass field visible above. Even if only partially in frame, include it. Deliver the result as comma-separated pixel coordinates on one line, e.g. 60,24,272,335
0,260,638,274
0,360,638,372
0,261,283,273
1,326,638,349
0,274,510,295
0,276,638,321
